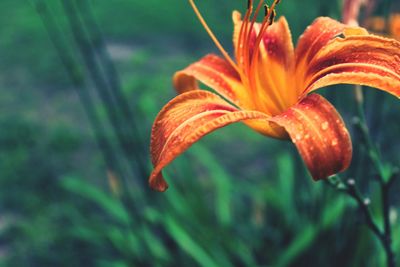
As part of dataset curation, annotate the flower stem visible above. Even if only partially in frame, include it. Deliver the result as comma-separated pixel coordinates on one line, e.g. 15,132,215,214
381,173,397,267
326,175,396,267
326,85,397,266
353,86,396,267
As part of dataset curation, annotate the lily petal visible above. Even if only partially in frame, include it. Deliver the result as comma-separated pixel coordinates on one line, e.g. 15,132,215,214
173,54,250,107
150,90,271,192
303,34,400,97
271,94,352,180
296,17,345,67
258,16,297,109
232,11,297,113
232,11,294,68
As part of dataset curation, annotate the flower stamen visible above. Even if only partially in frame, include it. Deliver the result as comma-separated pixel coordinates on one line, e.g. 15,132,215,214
243,0,265,76
251,0,280,71
188,0,240,74
249,0,287,111
237,0,253,73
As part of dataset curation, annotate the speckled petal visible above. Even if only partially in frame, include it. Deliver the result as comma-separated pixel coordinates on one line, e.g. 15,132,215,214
150,90,270,192
173,54,250,107
296,17,345,67
304,34,400,98
271,94,352,180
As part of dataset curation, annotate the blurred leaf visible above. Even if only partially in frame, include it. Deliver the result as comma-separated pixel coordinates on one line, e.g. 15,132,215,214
321,195,347,228
275,225,317,267
277,152,297,222
141,226,170,261
97,260,129,267
69,226,103,244
106,228,140,257
189,144,232,225
165,215,220,267
61,176,130,225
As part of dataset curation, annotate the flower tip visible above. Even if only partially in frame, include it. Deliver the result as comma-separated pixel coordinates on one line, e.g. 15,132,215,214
173,71,198,93
149,174,169,192
232,10,242,22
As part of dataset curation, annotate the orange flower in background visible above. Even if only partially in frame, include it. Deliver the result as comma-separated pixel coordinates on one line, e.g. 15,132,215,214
389,13,400,39
364,16,387,32
149,0,400,192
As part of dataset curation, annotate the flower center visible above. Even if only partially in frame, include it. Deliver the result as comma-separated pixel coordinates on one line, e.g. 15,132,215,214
188,0,285,115
236,0,288,115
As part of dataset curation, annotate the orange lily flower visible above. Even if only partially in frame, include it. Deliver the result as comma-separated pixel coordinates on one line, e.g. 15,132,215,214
149,0,400,192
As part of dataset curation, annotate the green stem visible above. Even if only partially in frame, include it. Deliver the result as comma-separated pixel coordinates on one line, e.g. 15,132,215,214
327,86,397,266
326,175,395,267
353,86,396,267
381,173,396,267
353,86,387,182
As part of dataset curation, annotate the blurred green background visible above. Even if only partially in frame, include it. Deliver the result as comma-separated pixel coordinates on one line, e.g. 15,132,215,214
0,0,399,266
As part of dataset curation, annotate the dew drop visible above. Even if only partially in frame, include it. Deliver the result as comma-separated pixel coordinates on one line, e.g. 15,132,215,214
331,138,338,146
321,121,329,130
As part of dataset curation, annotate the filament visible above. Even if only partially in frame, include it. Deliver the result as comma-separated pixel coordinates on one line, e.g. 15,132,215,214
237,1,253,72
244,0,264,78
188,0,240,73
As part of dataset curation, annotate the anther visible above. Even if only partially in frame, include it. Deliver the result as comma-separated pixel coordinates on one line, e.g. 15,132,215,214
247,0,252,9
276,0,281,4
268,9,276,25
264,4,269,17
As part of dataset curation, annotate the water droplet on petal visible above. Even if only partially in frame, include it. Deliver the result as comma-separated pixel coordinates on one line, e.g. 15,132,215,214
321,121,329,130
331,138,338,146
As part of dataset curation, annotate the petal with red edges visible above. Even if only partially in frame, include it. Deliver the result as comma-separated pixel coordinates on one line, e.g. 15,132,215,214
261,17,294,69
150,90,271,192
173,54,251,107
304,34,400,97
271,94,352,180
232,11,297,112
295,17,345,66
257,16,297,109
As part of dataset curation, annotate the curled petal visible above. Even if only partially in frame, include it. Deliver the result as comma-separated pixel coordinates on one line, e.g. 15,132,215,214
271,94,352,180
304,34,400,97
173,54,250,107
150,90,270,192
296,17,345,67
